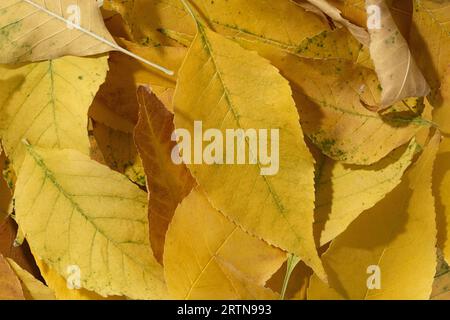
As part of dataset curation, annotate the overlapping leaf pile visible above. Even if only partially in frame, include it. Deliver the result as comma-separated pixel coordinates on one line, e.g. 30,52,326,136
0,0,449,300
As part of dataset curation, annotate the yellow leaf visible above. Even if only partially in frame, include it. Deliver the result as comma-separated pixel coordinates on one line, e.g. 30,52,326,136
303,0,370,45
15,145,167,299
330,0,414,38
6,257,55,300
365,0,429,108
173,20,325,279
135,86,195,263
410,0,450,103
163,188,286,299
33,255,123,300
0,0,115,63
0,55,109,173
315,140,417,245
288,58,424,164
328,0,367,27
106,0,328,50
108,0,370,65
0,253,24,300
309,132,440,299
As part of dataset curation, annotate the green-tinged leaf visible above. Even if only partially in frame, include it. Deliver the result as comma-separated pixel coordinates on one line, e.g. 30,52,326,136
0,55,109,173
174,21,325,279
15,145,167,299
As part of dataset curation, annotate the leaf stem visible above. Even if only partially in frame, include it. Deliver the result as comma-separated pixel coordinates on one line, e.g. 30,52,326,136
280,254,301,300
23,0,174,75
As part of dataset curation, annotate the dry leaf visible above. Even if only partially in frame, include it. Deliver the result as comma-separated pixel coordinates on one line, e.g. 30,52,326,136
0,55,109,172
0,0,115,63
15,145,167,299
0,253,24,300
309,132,440,299
174,20,325,279
314,140,417,245
288,58,424,164
6,258,55,300
302,0,370,46
135,86,195,263
410,0,450,104
164,188,285,299
365,0,430,108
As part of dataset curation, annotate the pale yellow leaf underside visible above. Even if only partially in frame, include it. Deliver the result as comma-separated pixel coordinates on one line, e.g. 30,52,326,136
0,55,109,173
366,0,430,108
15,146,167,299
0,0,115,63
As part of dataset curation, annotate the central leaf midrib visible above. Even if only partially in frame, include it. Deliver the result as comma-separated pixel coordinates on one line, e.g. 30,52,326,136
196,24,308,247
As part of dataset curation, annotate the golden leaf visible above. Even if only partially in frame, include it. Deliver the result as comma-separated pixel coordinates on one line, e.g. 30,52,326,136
0,55,109,173
173,19,325,279
164,188,285,299
309,132,440,299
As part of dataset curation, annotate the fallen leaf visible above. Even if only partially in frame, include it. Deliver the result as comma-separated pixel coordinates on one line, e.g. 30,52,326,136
0,0,115,63
365,0,430,108
0,55,109,173
302,0,370,46
0,253,24,300
7,258,55,300
163,188,286,299
315,139,417,245
410,0,450,105
173,18,325,279
287,57,425,164
33,255,123,300
309,132,440,299
15,145,167,299
135,86,195,263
